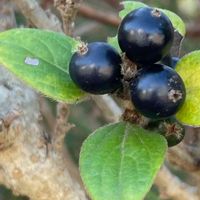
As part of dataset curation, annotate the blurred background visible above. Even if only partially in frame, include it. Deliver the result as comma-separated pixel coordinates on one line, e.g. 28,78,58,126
1,0,200,199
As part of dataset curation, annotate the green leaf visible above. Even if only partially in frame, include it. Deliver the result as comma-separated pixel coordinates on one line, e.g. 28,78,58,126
119,1,147,19
80,122,167,200
159,9,186,36
176,51,200,126
0,28,86,103
119,1,186,36
107,36,121,53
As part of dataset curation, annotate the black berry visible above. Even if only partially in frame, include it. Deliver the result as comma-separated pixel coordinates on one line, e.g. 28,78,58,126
118,7,174,64
130,64,186,119
162,56,180,68
69,42,122,94
171,57,180,68
145,117,185,147
158,118,185,147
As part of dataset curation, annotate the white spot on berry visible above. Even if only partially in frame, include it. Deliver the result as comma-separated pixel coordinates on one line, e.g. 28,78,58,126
168,89,183,103
148,34,164,45
24,57,39,66
151,9,161,17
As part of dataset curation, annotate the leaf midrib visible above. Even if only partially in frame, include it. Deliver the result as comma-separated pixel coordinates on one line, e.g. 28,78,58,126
118,123,129,200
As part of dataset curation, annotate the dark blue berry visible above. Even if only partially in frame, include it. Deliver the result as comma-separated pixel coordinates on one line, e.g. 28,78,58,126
171,57,180,68
145,117,185,147
162,56,180,69
69,42,122,94
118,7,174,64
159,118,185,147
130,64,186,119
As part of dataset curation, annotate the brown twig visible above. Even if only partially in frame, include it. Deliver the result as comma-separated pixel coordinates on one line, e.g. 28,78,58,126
53,103,74,153
74,21,100,36
12,0,62,32
53,0,86,188
168,143,200,172
92,95,123,123
167,127,200,174
0,0,16,32
78,4,120,27
78,4,200,38
52,0,82,166
103,0,121,10
54,0,82,35
155,165,198,200
186,23,200,38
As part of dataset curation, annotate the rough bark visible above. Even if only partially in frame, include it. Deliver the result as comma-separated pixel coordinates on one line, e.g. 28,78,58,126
155,166,198,200
12,0,62,32
0,67,87,200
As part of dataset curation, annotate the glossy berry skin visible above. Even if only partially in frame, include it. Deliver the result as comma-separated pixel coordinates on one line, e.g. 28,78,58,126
171,57,180,68
118,7,174,64
130,64,186,119
69,42,122,94
162,56,180,69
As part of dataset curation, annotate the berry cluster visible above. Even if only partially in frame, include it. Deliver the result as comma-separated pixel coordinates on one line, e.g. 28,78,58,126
69,7,186,127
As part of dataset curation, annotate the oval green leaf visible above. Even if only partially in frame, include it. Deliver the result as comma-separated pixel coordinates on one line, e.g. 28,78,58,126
159,9,186,36
0,28,85,103
119,1,186,36
176,51,200,126
80,122,167,200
